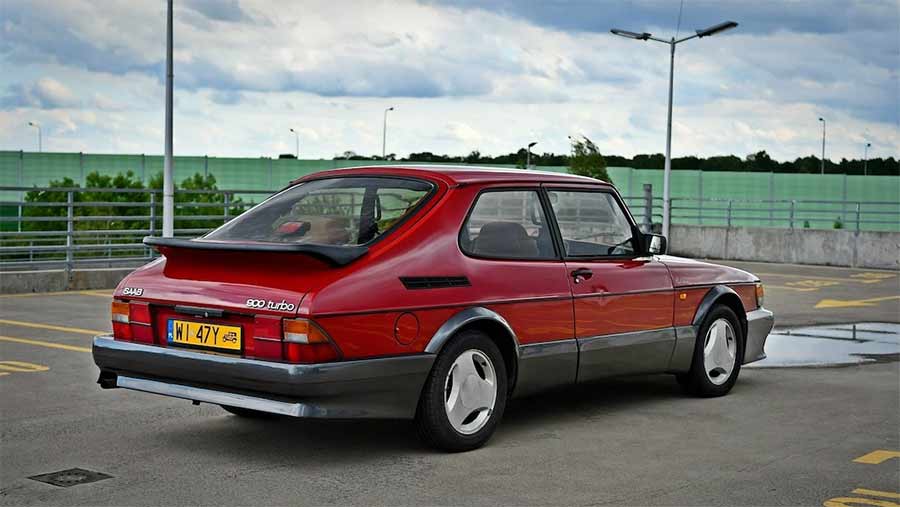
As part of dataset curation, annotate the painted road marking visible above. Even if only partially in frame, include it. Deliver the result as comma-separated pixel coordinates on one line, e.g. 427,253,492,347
0,336,91,353
850,273,898,282
786,280,841,289
853,489,900,500
0,319,106,336
815,296,900,309
853,450,900,465
757,272,889,285
763,284,820,292
0,289,113,299
0,361,49,375
824,489,900,507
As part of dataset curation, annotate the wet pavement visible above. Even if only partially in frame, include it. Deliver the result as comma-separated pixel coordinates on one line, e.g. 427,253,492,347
749,322,900,368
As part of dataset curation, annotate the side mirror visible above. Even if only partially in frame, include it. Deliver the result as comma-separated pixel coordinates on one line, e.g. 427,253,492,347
644,233,667,255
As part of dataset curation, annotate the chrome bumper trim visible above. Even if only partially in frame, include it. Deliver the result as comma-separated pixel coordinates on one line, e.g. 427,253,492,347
116,376,322,417
743,308,774,364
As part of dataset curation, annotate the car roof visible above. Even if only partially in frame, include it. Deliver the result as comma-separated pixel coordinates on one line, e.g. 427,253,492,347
292,164,611,187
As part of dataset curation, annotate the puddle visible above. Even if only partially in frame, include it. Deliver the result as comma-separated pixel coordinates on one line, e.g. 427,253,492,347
747,322,900,368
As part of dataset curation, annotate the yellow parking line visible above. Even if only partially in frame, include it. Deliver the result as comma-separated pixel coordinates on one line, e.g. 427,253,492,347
853,489,900,499
0,335,91,353
757,272,886,284
79,290,114,297
764,285,820,292
0,319,106,336
853,450,900,465
0,289,113,299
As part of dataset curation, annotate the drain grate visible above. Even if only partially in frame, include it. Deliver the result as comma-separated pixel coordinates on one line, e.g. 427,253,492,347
28,468,113,488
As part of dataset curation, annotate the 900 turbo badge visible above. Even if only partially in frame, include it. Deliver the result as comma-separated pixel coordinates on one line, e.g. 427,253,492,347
245,298,296,312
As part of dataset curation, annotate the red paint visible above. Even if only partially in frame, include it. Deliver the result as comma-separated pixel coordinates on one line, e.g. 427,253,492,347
116,166,765,364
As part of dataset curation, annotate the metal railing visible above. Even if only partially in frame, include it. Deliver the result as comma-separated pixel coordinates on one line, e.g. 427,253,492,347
0,186,273,273
2,184,895,273
670,197,899,231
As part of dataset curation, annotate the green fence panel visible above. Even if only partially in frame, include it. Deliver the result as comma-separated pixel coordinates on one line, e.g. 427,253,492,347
2,151,897,231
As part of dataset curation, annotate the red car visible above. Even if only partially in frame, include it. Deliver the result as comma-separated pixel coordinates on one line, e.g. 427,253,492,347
93,166,774,451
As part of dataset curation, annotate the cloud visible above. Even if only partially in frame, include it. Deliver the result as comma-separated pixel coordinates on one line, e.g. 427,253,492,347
429,0,899,36
0,0,896,161
1,78,80,109
184,0,252,23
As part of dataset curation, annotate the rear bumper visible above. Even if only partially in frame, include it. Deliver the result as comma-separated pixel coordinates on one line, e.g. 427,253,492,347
92,336,435,419
743,308,774,364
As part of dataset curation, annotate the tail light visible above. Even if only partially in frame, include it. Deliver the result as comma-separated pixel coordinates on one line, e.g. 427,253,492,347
755,283,765,308
111,300,153,342
282,318,341,363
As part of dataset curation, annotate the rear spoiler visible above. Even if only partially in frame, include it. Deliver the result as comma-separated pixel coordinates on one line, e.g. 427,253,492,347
143,237,367,266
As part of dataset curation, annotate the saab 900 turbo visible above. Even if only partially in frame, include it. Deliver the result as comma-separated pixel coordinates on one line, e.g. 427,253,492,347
93,166,774,451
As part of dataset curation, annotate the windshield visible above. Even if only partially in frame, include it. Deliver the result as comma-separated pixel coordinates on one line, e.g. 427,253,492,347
205,177,434,245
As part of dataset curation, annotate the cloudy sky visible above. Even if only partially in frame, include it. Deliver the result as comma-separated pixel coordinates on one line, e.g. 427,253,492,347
1,0,897,161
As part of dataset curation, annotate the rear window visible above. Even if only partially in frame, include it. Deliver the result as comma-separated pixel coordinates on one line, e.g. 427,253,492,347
206,177,433,245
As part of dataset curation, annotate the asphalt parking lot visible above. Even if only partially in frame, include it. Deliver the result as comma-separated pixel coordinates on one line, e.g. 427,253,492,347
1,261,897,506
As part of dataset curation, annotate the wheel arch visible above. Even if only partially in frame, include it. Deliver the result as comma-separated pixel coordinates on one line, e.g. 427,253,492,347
424,307,520,395
693,285,748,342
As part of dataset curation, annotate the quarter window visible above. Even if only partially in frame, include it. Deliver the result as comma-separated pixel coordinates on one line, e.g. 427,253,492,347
547,190,635,257
460,190,555,260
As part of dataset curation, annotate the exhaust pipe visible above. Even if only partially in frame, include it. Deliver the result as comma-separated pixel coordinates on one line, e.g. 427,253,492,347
97,371,118,389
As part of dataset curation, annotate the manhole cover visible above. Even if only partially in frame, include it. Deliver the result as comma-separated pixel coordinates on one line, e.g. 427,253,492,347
28,468,113,488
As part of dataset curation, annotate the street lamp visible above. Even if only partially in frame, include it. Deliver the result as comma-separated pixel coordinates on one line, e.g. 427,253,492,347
162,0,175,238
611,20,738,238
818,117,826,175
382,106,394,160
289,128,300,159
526,141,537,169
27,121,42,152
864,142,871,176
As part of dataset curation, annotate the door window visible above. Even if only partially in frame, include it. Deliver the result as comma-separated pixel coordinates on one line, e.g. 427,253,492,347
547,190,635,257
460,190,556,260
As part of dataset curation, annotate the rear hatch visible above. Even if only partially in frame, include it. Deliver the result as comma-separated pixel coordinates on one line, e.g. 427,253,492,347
111,239,358,362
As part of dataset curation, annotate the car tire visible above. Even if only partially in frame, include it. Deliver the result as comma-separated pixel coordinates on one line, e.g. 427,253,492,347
220,405,277,419
681,305,744,398
415,329,508,452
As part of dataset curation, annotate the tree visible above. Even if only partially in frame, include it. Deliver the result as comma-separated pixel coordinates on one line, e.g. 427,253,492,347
568,136,610,182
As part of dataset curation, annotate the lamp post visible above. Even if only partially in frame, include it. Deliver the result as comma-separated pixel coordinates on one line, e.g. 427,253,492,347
818,117,826,175
526,141,537,169
27,122,42,152
611,20,738,239
863,142,871,176
382,106,394,160
289,128,300,159
162,0,175,237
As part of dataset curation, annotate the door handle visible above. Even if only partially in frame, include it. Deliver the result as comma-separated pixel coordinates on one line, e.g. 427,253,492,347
571,268,593,282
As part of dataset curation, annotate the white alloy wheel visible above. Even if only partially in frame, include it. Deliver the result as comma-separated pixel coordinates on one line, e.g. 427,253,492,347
443,349,497,435
703,318,737,386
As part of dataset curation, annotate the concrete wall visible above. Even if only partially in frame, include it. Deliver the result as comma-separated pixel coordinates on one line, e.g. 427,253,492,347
1,267,133,294
669,225,900,270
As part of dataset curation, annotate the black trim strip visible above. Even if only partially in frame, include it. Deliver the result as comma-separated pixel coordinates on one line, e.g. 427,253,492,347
143,237,368,266
572,287,675,299
174,305,225,318
399,276,471,290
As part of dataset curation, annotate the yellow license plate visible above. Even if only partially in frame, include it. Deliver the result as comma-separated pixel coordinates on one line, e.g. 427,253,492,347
167,319,242,352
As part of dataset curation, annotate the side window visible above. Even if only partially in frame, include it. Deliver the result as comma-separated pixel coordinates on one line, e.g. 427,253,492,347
548,190,636,257
460,190,555,260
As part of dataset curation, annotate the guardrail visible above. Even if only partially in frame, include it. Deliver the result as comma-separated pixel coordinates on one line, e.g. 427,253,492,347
2,183,895,273
671,197,899,231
